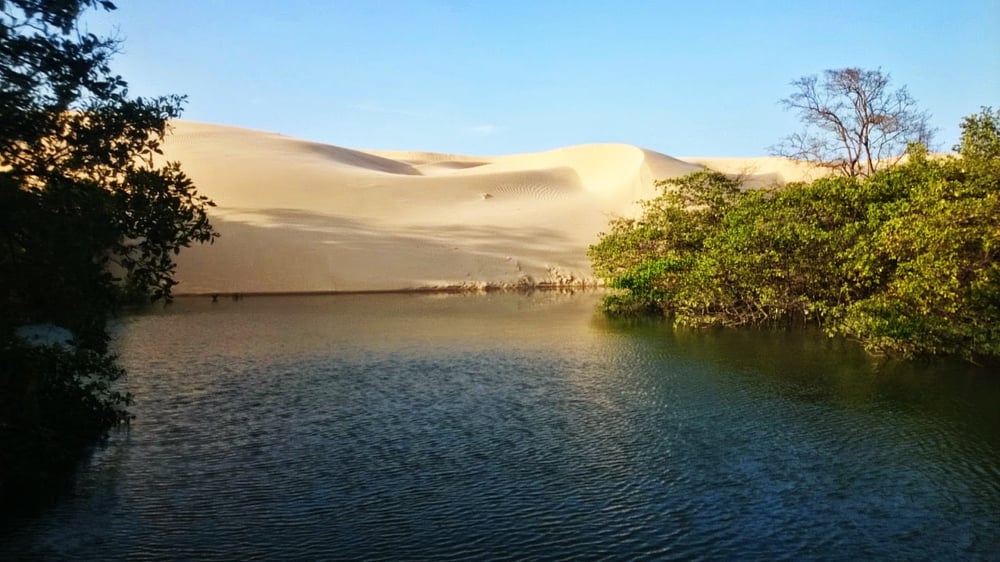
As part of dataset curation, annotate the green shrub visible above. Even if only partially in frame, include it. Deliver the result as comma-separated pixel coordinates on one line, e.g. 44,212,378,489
590,110,1000,360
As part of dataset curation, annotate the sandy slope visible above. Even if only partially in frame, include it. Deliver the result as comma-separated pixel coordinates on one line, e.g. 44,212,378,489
161,121,820,294
679,156,829,188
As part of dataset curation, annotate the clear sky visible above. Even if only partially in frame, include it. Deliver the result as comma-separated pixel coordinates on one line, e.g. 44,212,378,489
85,1,999,156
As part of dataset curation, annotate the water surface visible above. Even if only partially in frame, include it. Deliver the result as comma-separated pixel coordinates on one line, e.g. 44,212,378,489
2,292,998,560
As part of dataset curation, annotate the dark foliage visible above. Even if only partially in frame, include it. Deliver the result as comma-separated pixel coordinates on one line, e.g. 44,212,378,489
1,0,217,500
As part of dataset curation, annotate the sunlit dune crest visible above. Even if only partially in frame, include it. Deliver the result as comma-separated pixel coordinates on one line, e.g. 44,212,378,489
162,121,822,294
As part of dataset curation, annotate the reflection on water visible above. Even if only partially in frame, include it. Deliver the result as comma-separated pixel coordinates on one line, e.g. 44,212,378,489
2,292,998,560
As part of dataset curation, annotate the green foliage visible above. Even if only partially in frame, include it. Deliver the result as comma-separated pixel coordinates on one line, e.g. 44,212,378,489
956,107,1000,162
588,170,741,316
836,144,1000,358
591,111,1000,360
1,0,217,498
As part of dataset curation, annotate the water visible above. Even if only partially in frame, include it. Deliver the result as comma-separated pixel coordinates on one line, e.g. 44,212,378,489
2,292,998,560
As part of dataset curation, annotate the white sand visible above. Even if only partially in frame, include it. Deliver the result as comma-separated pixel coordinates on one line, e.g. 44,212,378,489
679,156,829,188
162,121,822,294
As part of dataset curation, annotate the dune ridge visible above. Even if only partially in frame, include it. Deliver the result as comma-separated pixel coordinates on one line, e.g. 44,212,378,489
162,121,821,295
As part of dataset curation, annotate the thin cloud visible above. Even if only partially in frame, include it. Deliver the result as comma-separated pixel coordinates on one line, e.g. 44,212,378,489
467,124,499,135
350,102,426,118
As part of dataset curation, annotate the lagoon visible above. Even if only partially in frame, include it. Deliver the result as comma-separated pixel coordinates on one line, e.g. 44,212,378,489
2,292,998,559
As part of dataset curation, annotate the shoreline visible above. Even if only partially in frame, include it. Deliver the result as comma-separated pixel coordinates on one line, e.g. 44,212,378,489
160,121,826,296
173,281,606,299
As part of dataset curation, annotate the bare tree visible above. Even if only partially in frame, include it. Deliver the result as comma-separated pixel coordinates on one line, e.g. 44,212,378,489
772,68,934,177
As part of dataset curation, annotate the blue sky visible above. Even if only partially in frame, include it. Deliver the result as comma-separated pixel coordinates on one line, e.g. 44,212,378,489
86,1,999,156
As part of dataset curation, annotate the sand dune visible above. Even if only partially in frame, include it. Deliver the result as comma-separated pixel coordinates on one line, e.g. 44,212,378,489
161,121,821,294
680,156,828,188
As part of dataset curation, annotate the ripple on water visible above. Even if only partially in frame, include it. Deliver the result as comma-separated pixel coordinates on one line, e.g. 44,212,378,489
2,293,998,560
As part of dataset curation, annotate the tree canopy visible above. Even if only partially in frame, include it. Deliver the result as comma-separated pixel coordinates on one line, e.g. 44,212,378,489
956,106,1000,163
771,68,933,178
1,0,217,500
1,0,217,339
591,108,999,361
